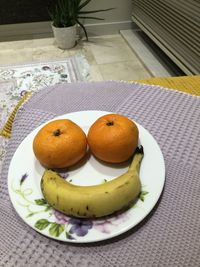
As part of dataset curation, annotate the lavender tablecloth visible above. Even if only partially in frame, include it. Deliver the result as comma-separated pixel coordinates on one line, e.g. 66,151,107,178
0,81,200,267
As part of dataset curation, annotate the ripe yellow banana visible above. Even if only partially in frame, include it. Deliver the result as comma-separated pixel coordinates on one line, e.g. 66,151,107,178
41,146,143,218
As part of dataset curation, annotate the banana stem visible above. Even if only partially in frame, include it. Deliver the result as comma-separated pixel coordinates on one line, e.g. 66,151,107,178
128,146,144,173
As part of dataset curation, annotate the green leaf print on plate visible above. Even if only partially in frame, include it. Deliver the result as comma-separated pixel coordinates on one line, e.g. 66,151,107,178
35,219,51,230
49,222,65,237
11,171,150,241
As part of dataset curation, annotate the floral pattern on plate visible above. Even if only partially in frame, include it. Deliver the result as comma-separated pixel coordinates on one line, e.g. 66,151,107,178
11,172,148,240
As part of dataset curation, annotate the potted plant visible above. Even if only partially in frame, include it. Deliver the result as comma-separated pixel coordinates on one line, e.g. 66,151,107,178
49,0,114,49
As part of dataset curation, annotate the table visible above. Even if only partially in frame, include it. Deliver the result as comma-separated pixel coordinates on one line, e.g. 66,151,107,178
0,78,200,267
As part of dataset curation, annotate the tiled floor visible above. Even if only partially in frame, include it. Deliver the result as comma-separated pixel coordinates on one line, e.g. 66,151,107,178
0,32,183,81
0,34,152,81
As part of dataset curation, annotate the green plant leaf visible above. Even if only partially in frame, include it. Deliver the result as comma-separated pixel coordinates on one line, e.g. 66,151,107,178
76,19,88,40
35,219,51,230
79,8,114,14
49,0,77,27
78,16,104,20
49,223,65,237
78,0,92,11
35,198,48,206
49,0,114,40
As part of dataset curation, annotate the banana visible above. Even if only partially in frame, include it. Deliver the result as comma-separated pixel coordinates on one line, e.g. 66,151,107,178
41,146,144,218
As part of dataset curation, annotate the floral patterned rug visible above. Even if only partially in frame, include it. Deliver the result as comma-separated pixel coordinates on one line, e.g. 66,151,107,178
0,55,90,174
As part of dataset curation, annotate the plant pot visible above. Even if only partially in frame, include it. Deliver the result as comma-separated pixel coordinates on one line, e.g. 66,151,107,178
52,24,77,49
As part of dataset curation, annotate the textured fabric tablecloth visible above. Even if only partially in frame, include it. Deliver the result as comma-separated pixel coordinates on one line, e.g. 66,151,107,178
0,81,200,267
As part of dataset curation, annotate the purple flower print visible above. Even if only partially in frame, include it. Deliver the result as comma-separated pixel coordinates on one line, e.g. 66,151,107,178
53,210,93,237
53,210,70,224
52,211,76,240
20,173,28,185
69,218,93,237
93,212,130,234
93,219,113,234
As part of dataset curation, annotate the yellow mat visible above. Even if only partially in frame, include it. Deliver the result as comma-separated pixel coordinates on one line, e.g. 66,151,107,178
0,92,32,138
136,75,200,96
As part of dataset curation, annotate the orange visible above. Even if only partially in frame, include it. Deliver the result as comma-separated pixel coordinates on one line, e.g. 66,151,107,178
87,114,139,163
33,119,87,168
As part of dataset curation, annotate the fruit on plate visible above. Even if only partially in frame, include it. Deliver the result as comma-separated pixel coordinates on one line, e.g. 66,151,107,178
33,119,87,168
41,146,143,218
87,113,139,163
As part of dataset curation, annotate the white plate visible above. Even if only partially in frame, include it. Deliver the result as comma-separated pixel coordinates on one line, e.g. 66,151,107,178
8,110,165,243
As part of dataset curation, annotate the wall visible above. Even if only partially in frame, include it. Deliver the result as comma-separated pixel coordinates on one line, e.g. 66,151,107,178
83,0,132,24
82,0,134,36
0,0,134,40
